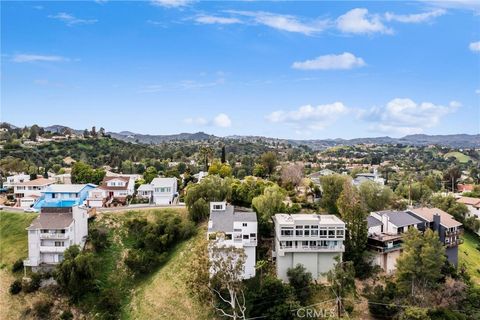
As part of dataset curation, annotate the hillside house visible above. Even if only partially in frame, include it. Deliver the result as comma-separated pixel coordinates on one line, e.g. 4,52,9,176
137,177,177,205
13,178,56,208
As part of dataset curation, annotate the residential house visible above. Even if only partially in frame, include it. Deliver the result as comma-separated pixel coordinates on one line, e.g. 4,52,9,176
366,211,422,273
273,213,346,282
50,173,72,184
307,169,335,185
137,177,177,205
207,202,258,279
24,205,89,271
13,178,56,208
4,173,30,188
34,183,97,209
457,184,475,194
353,168,385,186
456,196,480,219
407,207,463,266
86,176,135,207
105,170,142,182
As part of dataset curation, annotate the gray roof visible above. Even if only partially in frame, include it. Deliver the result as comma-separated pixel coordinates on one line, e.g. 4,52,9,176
28,212,73,230
379,210,422,227
367,216,382,228
208,205,257,233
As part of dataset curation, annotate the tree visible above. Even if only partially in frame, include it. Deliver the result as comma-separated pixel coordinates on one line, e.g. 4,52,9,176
71,161,105,185
199,146,214,171
444,166,461,192
320,174,350,215
99,127,106,137
252,185,286,234
83,129,89,138
400,307,430,320
337,181,369,275
54,245,96,301
326,257,356,318
286,264,312,304
208,159,232,178
29,124,39,141
358,181,394,212
143,166,158,183
280,164,303,190
252,164,266,178
221,145,226,164
91,126,97,137
209,239,247,320
260,152,277,176
396,228,446,299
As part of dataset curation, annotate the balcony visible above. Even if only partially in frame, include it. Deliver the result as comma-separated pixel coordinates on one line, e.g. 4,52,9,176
39,246,66,253
279,244,345,253
40,233,69,239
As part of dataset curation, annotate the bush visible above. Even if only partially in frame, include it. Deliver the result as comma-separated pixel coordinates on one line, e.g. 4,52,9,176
11,259,24,273
9,280,22,295
32,299,53,319
98,287,122,320
89,227,109,251
286,264,312,304
60,310,74,320
23,273,41,293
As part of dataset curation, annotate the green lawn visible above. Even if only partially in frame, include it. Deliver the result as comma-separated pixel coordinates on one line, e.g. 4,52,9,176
444,151,472,163
459,231,480,287
0,211,37,267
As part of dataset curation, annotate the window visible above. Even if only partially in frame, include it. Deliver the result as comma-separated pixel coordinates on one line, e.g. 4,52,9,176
208,233,217,240
336,229,344,237
281,228,294,236
243,234,249,239
320,229,327,237
302,241,308,247
311,229,319,236
328,229,335,238
309,241,316,247
296,229,303,236
213,204,223,210
54,241,64,247
242,223,248,227
250,233,256,239
225,234,232,240
304,229,310,236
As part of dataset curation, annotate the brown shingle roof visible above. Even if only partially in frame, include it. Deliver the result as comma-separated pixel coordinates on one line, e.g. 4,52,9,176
409,207,462,228
17,177,55,186
457,196,480,208
27,212,73,230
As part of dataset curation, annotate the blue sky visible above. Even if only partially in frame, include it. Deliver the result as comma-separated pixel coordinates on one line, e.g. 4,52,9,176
2,0,479,139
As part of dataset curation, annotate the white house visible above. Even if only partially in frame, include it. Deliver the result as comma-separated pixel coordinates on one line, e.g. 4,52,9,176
367,210,422,273
353,168,385,186
14,178,56,208
137,177,177,205
457,196,480,219
207,202,258,279
50,173,72,184
23,205,89,271
105,170,142,182
86,176,135,207
273,213,345,282
4,173,30,188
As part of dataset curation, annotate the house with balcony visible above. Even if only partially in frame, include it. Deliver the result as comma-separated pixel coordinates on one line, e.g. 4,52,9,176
24,205,89,271
137,177,177,205
86,176,134,207
34,183,97,209
407,207,463,266
207,202,258,279
13,178,56,208
4,173,30,188
273,213,346,282
366,211,422,273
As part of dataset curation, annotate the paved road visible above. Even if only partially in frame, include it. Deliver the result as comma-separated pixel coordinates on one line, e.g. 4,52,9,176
96,203,186,212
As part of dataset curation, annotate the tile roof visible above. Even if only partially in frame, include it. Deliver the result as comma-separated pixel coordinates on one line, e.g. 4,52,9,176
408,207,462,228
17,178,55,186
457,196,480,207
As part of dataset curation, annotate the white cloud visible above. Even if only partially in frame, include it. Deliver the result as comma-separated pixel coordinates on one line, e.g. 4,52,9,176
469,41,480,52
184,117,208,125
360,98,460,134
151,0,192,8
184,113,232,128
266,102,348,130
422,0,480,13
384,9,446,23
213,113,232,127
48,12,97,26
292,52,366,70
195,15,241,25
12,54,69,63
337,8,391,34
225,10,327,35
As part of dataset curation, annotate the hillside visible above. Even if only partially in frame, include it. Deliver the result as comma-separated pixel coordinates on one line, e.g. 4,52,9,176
444,151,473,163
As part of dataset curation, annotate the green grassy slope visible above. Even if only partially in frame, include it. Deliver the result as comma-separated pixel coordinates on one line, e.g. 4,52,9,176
444,151,472,163
0,211,37,267
459,231,480,287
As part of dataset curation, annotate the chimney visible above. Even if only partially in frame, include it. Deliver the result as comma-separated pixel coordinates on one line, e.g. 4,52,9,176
433,213,441,232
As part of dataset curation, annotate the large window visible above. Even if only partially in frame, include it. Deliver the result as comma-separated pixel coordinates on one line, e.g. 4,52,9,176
336,229,344,237
281,228,294,236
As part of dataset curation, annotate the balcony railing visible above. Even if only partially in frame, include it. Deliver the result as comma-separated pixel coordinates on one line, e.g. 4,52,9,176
279,244,345,252
40,233,69,239
39,246,66,253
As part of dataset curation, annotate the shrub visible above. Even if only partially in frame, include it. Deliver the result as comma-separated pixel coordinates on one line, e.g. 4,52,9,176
98,287,122,320
23,273,41,293
286,264,312,304
89,227,109,252
60,310,74,320
9,280,22,295
32,299,53,319
11,259,24,273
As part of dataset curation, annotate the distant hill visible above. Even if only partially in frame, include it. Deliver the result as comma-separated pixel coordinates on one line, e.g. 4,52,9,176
2,122,478,149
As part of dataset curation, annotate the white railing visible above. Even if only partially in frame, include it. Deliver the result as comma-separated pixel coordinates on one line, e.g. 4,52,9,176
39,246,66,253
279,245,345,252
40,233,69,239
